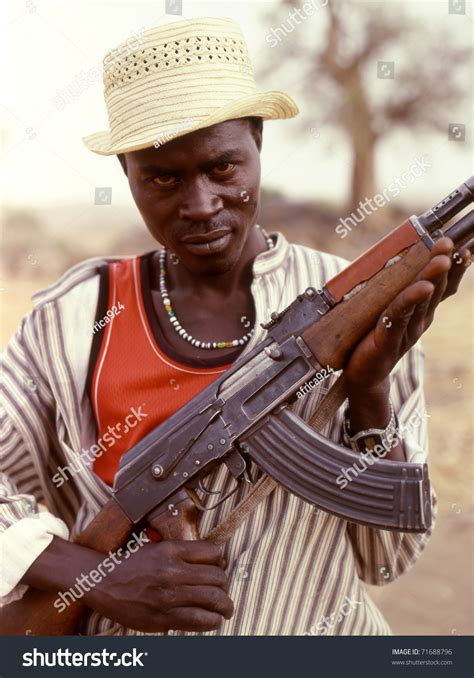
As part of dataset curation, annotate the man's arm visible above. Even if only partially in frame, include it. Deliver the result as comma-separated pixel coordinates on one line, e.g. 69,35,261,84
340,238,471,582
1,311,233,634
344,238,471,456
19,535,233,633
0,315,71,605
344,342,436,584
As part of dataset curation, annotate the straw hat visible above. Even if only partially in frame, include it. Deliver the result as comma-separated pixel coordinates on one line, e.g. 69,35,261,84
83,17,299,156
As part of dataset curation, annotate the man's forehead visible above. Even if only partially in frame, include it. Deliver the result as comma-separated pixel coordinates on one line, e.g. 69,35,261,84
125,118,252,166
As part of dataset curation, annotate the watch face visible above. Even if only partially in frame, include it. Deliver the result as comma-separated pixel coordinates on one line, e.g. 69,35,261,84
354,433,387,457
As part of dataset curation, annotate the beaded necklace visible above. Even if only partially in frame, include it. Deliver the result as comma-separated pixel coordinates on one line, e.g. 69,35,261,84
159,234,274,350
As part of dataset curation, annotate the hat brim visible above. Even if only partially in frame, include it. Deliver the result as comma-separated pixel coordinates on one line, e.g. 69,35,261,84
82,90,299,156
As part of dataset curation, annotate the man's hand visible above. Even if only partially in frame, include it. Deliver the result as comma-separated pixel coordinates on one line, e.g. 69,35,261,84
21,537,233,634
86,540,233,633
343,237,471,454
345,238,470,390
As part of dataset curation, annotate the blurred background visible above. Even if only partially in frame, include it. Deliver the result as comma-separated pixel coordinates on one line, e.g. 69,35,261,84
1,0,473,635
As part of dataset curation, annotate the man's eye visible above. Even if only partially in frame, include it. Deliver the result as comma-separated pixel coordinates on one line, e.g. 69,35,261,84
152,174,177,186
211,162,235,176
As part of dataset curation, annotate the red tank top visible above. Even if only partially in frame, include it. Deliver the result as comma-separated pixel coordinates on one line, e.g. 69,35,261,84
89,255,235,486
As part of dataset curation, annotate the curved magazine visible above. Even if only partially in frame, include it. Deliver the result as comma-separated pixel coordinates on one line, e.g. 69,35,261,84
241,406,432,533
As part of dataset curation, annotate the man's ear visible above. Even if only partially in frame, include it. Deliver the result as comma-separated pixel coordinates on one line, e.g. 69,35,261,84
248,117,263,153
253,127,263,153
117,153,128,176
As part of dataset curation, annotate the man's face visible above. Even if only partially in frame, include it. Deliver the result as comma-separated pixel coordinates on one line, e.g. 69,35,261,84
120,119,262,275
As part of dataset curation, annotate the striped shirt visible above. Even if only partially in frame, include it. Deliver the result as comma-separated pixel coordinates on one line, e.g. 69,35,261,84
0,231,435,635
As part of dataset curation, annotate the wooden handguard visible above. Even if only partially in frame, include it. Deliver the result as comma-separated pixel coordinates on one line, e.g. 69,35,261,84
325,219,420,303
0,491,200,636
303,239,431,368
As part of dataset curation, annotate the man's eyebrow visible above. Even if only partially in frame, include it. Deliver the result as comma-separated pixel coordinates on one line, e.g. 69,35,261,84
208,148,243,163
200,148,244,171
138,163,174,175
137,148,243,176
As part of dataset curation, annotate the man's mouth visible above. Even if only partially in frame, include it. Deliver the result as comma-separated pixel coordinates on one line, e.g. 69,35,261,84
181,228,232,244
180,228,232,255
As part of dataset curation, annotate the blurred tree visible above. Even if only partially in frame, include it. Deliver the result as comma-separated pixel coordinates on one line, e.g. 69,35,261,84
261,0,470,230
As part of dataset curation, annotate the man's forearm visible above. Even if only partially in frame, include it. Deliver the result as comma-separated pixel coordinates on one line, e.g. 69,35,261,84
346,378,406,461
20,536,105,607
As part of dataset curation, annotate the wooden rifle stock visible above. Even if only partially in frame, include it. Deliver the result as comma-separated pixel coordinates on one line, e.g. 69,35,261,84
0,491,199,635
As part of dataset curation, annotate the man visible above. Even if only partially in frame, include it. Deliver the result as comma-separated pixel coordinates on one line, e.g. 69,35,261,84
0,17,470,636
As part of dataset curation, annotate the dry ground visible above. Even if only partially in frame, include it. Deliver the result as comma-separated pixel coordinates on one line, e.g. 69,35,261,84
1,273,473,635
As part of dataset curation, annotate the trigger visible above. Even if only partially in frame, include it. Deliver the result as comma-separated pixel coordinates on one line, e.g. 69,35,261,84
224,447,247,479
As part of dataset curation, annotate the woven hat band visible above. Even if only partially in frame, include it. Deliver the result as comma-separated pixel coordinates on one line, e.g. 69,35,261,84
107,66,258,147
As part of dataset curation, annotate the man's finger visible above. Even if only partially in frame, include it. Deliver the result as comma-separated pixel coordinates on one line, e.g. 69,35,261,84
175,541,224,565
406,289,436,343
169,585,234,617
425,237,453,259
425,267,450,320
386,280,434,327
416,253,452,286
178,563,230,590
377,280,433,355
442,247,472,300
411,244,452,321
170,606,226,632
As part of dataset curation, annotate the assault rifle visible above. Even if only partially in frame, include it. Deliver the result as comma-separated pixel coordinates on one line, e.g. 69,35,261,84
2,177,473,635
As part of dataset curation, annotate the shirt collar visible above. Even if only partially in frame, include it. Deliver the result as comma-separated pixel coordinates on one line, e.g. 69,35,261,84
252,229,290,277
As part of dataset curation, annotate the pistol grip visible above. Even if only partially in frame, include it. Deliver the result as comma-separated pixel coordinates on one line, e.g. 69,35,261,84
147,488,200,541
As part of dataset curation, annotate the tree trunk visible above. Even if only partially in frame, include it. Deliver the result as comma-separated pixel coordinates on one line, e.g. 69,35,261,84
350,138,392,233
343,73,391,233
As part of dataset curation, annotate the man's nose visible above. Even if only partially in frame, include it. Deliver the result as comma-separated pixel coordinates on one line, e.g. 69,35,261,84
179,179,223,222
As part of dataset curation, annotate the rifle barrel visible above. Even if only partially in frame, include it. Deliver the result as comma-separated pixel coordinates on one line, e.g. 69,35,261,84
443,209,474,246
418,176,474,231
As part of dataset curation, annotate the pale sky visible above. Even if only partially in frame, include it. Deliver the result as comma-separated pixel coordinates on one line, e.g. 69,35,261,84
1,0,472,211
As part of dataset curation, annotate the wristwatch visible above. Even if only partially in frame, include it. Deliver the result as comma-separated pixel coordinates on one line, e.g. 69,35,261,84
343,400,399,455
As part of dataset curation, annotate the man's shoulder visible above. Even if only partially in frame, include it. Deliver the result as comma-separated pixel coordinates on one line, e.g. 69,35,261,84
286,239,350,279
31,254,134,309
